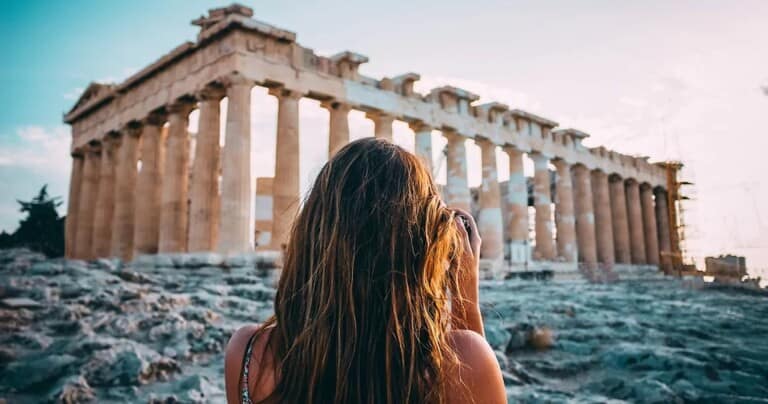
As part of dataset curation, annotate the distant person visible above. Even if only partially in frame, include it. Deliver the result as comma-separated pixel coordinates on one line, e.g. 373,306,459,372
224,138,506,404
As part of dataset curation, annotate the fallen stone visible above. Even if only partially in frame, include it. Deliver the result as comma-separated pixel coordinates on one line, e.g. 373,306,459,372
1,297,42,309
48,375,96,404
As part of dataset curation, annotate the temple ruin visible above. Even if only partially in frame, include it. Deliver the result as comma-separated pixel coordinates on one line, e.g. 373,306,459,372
63,4,683,279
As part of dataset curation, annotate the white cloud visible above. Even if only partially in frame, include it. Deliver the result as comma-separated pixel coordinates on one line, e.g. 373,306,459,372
0,126,71,172
63,87,85,101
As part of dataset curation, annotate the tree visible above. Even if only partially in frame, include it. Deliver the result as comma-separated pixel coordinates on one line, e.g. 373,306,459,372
0,185,65,257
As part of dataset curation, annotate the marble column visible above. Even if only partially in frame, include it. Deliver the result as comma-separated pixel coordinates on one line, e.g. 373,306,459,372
609,175,631,264
444,130,471,212
189,85,224,252
655,188,673,273
324,101,350,157
269,87,302,251
92,134,119,258
410,121,433,175
65,152,84,258
475,138,503,260
504,146,529,263
367,111,394,142
554,159,576,262
158,99,195,253
218,76,254,254
592,170,615,269
111,123,142,260
625,179,646,264
74,142,101,260
640,184,660,266
133,113,166,255
572,164,598,271
531,152,555,260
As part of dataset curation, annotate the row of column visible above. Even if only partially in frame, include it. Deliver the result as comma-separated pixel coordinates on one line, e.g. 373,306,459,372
322,107,674,273
468,145,674,273
65,74,297,260
65,75,674,272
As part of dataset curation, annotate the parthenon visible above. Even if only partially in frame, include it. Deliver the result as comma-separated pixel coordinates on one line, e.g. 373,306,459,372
63,4,682,279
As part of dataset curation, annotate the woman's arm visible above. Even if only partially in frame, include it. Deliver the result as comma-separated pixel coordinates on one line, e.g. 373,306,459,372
451,208,485,336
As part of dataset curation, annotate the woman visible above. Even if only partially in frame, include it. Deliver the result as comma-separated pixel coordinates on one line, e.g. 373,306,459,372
224,138,506,403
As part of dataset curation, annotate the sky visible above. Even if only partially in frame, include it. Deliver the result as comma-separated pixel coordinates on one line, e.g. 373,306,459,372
1,0,767,278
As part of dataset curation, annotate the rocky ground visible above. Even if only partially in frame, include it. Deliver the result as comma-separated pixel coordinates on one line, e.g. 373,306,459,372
1,248,767,403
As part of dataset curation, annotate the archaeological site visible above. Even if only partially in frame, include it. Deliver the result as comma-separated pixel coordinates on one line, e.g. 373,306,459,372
63,4,685,280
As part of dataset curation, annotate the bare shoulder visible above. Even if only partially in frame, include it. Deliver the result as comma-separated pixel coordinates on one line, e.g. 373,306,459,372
446,329,507,404
224,323,275,403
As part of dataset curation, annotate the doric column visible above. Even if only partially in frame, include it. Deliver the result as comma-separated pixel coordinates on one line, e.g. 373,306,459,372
572,164,597,271
553,159,576,262
158,98,195,253
65,152,84,258
592,170,615,269
133,112,166,255
269,87,302,251
323,101,351,157
74,142,101,260
217,75,254,254
475,137,503,260
189,85,225,252
443,130,471,212
609,175,631,264
625,179,646,264
366,111,394,142
654,187,673,273
504,146,529,263
92,133,119,258
410,121,433,175
640,184,660,266
111,123,142,260
531,152,555,260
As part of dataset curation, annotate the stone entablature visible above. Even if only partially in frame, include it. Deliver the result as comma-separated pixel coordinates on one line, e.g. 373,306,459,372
65,6,666,188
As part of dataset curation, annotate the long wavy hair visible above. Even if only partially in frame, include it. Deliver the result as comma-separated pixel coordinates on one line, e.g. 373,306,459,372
254,137,466,404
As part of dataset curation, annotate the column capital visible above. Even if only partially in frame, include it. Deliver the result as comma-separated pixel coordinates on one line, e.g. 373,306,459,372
608,173,624,183
320,99,352,112
84,140,102,155
122,121,143,138
529,151,552,169
408,120,432,132
442,128,465,144
220,72,252,88
144,110,168,127
625,177,639,186
197,83,226,102
529,150,552,160
473,136,495,150
502,143,529,155
552,158,570,170
167,97,196,116
268,86,302,100
365,110,394,123
102,131,121,148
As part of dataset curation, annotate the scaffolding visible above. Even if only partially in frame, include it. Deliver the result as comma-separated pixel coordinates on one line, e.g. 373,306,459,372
661,161,696,273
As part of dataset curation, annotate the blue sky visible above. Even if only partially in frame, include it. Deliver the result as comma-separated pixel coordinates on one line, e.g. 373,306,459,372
1,0,767,276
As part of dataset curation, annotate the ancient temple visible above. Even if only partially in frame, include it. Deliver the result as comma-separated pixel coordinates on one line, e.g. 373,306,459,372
63,4,681,278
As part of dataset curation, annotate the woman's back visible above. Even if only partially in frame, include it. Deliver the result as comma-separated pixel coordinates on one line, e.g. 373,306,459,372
224,138,506,403
225,327,506,403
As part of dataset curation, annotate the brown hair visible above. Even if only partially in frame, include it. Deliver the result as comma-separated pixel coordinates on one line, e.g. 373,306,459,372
256,137,465,404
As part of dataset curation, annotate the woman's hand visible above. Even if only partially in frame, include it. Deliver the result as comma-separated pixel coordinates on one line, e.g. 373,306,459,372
453,208,481,272
451,208,485,336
